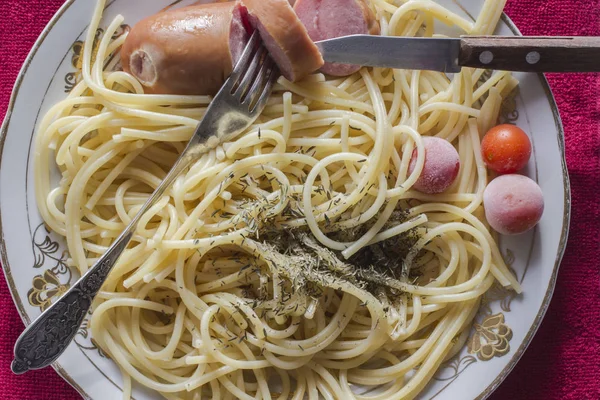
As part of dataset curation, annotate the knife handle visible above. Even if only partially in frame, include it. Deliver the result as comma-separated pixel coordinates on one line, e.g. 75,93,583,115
459,36,600,72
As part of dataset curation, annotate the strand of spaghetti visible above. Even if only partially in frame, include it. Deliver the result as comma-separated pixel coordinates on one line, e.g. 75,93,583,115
419,102,481,117
474,0,508,36
64,140,128,272
462,118,489,213
85,145,146,210
388,0,474,35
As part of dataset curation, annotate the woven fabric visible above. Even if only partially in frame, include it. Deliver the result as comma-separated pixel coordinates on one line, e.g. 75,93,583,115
1,0,599,399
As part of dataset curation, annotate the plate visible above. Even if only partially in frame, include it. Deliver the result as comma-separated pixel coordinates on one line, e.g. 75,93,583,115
0,0,570,399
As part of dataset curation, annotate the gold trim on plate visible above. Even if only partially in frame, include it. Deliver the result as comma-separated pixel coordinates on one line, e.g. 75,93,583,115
0,0,91,397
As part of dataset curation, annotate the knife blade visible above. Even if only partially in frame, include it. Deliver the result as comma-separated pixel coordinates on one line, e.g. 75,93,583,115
316,35,462,73
315,35,600,73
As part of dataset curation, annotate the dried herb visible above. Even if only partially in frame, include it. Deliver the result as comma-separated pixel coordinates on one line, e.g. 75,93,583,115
253,213,421,306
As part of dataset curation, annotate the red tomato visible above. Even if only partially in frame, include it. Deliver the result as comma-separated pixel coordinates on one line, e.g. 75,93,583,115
481,124,531,174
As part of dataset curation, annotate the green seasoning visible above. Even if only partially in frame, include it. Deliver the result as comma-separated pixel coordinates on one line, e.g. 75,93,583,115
253,209,421,305
340,210,421,283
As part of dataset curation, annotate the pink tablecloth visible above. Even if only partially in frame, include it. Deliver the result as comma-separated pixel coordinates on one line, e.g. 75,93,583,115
1,0,599,399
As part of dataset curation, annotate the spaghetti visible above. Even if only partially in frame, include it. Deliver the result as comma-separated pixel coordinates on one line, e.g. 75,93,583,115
34,0,521,399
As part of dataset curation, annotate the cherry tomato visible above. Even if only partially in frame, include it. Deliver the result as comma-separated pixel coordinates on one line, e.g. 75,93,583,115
481,124,531,174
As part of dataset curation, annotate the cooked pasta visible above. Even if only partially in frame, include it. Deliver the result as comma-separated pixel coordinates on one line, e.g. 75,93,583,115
34,0,521,399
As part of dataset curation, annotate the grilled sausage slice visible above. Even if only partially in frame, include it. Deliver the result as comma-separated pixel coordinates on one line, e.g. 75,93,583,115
241,0,324,82
294,0,380,76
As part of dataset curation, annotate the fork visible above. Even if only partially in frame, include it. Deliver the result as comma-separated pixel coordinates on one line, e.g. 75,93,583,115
11,31,278,374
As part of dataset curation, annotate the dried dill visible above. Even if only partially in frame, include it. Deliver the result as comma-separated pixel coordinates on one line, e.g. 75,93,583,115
254,212,421,307
222,186,424,317
327,209,420,282
344,211,420,282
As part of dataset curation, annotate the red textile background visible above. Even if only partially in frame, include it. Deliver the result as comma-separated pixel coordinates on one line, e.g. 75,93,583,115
1,0,599,399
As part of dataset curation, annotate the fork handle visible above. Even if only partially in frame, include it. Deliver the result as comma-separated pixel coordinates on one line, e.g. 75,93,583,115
11,151,194,374
11,231,132,374
459,36,600,72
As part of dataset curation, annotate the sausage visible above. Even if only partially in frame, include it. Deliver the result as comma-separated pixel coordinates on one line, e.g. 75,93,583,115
294,0,380,76
122,0,323,95
121,2,251,95
241,0,324,82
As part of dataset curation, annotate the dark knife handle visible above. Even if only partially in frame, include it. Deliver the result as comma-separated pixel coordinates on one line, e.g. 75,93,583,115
459,36,600,72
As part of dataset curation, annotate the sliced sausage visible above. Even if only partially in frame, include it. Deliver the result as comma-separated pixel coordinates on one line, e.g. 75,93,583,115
294,0,380,76
121,2,251,95
241,0,324,82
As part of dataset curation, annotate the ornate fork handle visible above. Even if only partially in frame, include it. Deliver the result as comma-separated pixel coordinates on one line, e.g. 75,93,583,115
11,231,131,374
11,154,192,374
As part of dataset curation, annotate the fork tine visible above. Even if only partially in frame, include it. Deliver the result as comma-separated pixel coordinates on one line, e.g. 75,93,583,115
243,55,273,106
250,62,279,114
234,44,267,101
229,31,261,84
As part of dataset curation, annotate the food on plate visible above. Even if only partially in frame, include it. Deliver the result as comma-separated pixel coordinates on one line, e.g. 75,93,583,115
243,0,324,81
294,0,380,76
483,174,544,235
407,136,461,194
122,0,323,95
481,123,532,174
121,2,250,95
34,0,530,398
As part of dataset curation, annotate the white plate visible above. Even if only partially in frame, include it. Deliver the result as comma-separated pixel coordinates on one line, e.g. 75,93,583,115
0,0,570,399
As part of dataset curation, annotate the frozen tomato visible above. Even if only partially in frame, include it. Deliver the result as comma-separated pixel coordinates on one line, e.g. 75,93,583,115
408,137,460,194
483,174,544,235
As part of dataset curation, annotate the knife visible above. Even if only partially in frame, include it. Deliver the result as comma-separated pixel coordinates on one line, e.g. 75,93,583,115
316,35,600,73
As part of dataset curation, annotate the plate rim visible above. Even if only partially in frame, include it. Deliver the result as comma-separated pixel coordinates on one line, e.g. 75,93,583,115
473,14,571,400
0,1,571,399
0,0,92,398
